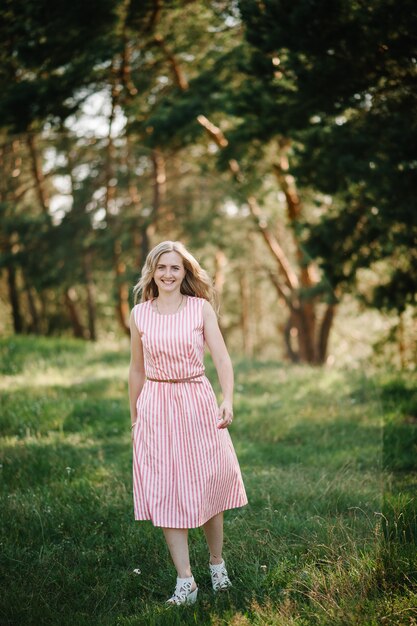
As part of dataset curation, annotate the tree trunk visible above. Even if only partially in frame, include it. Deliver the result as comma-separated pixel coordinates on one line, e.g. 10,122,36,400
24,279,40,334
198,118,337,364
213,249,227,334
292,304,315,363
125,136,145,270
139,227,151,271
64,288,87,339
114,239,130,336
284,315,300,363
151,147,171,234
272,140,320,362
104,67,130,334
239,268,253,356
397,312,405,369
7,261,23,334
82,251,97,341
0,144,24,334
214,249,226,299
316,303,336,364
26,133,49,215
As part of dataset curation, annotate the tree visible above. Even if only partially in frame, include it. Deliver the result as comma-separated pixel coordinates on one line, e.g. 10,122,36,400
2,0,413,361
236,0,417,313
134,2,337,363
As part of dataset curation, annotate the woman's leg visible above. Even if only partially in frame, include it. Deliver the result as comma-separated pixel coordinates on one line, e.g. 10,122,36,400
202,512,224,564
161,527,197,590
203,512,232,591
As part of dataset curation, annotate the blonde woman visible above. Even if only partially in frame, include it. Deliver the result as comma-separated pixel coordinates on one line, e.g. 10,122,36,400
129,241,248,605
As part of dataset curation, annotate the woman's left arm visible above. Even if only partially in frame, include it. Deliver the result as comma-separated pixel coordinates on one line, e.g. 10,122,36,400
203,300,234,429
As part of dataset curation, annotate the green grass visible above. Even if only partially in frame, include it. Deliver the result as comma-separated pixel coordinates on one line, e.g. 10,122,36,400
0,336,416,625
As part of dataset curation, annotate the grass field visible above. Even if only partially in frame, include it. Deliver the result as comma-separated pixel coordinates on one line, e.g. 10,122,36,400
0,336,416,625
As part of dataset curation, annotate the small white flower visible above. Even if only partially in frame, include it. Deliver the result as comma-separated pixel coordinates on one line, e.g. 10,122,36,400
133,568,141,575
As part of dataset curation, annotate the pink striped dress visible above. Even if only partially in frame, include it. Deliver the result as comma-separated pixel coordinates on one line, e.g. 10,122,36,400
132,296,248,528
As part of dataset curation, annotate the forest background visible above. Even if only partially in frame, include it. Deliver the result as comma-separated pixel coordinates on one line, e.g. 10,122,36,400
0,0,415,366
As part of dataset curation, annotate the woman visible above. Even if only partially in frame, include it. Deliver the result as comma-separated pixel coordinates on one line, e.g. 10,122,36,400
128,241,248,606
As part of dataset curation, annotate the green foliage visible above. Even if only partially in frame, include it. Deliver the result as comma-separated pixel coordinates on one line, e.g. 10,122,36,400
0,0,120,131
236,0,417,311
0,336,416,624
0,0,415,344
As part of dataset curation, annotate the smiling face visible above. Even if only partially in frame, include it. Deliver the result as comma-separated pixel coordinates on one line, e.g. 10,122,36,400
153,251,186,295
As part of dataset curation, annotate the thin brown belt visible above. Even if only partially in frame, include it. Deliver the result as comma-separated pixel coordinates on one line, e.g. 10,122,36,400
146,372,205,383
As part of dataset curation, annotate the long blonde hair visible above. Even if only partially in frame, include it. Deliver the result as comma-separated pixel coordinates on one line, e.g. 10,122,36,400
133,241,217,308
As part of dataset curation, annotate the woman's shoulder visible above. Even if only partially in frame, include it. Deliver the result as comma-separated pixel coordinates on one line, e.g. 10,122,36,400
131,300,151,323
188,297,216,322
132,301,146,315
132,300,150,311
188,295,210,308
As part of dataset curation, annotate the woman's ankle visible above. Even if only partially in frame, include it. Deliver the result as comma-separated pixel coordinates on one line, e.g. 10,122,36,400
176,574,197,591
209,555,223,565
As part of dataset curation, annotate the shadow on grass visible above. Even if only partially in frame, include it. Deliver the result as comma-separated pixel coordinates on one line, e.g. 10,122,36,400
0,336,88,375
0,377,127,438
235,417,381,470
0,436,130,493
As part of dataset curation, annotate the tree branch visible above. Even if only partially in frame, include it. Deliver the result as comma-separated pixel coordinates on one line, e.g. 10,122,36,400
196,115,229,148
195,116,299,291
153,34,189,90
247,196,299,291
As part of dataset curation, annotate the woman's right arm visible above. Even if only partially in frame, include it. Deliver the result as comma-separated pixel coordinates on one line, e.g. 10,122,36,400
128,308,146,427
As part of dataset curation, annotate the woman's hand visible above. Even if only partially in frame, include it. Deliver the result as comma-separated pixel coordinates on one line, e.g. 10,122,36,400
217,400,233,429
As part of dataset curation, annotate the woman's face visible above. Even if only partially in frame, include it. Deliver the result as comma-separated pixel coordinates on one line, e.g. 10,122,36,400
153,251,186,295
